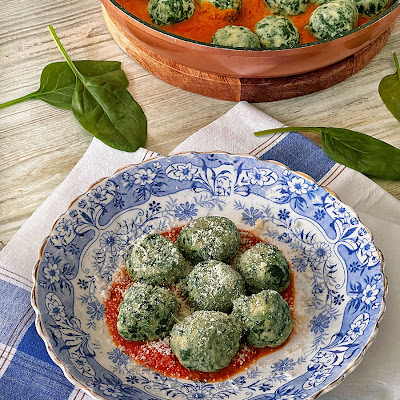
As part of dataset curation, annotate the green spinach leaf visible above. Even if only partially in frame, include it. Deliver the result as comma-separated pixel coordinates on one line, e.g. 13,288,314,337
254,127,400,180
0,61,128,110
48,26,147,152
379,52,400,122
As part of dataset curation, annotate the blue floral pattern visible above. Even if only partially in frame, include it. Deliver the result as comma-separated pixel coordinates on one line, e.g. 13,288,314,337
34,153,385,400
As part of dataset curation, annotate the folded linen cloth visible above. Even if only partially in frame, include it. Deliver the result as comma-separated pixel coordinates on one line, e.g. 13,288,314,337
0,102,399,400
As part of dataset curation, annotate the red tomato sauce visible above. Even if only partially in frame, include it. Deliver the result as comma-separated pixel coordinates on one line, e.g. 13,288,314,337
118,0,373,45
104,227,295,382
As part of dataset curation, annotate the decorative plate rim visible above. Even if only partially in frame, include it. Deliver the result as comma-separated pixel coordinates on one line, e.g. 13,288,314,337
31,150,387,400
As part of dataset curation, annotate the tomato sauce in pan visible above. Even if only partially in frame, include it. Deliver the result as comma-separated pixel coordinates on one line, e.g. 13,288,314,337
118,0,373,45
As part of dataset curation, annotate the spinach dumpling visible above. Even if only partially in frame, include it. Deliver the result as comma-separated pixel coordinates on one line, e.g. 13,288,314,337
211,26,261,49
236,242,290,293
353,0,389,16
264,0,308,16
170,311,241,371
148,0,195,25
307,0,358,40
117,284,178,341
255,16,300,48
177,216,240,263
184,260,245,313
232,290,293,347
126,233,191,286
198,0,242,21
199,0,241,10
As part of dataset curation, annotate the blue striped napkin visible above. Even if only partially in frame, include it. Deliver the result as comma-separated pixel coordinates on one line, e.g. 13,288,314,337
0,102,399,400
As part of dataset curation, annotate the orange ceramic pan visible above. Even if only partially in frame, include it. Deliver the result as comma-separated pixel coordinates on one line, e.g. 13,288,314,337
100,0,400,78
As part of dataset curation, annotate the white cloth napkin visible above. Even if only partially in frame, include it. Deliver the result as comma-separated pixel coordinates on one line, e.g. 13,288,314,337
0,102,399,400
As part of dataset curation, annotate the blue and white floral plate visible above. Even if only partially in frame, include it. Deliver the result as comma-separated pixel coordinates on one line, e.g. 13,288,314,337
32,152,386,400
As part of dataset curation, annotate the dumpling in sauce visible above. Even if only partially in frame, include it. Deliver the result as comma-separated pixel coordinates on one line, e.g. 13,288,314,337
183,260,245,313
170,311,241,372
255,15,300,48
264,0,308,16
232,290,293,347
125,233,191,286
198,0,242,21
307,0,358,40
212,25,261,48
117,284,178,341
148,0,195,25
177,216,241,263
353,0,390,16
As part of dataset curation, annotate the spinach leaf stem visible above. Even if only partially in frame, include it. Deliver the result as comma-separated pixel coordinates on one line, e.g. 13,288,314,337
254,127,322,136
48,26,82,80
0,92,37,109
394,52,400,81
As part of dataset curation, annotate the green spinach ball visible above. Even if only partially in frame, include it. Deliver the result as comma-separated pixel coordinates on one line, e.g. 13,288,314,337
212,26,261,49
148,0,195,26
236,242,290,293
198,0,242,12
255,16,300,48
117,284,178,341
184,260,245,313
352,0,389,16
307,0,359,40
232,290,293,347
177,216,240,264
170,311,241,371
264,0,308,16
125,233,191,286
